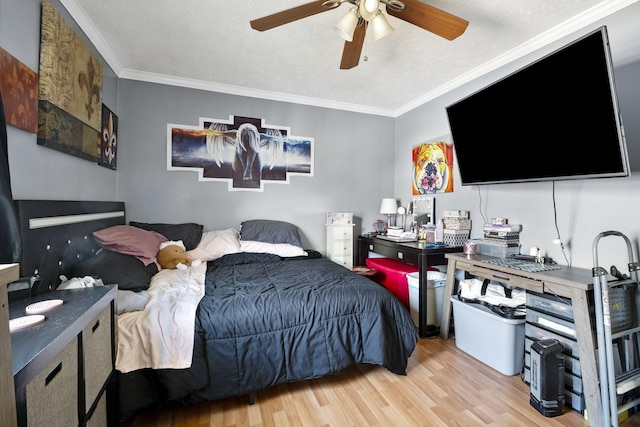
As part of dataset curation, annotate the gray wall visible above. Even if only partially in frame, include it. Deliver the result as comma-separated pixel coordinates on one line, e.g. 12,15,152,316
2,0,639,268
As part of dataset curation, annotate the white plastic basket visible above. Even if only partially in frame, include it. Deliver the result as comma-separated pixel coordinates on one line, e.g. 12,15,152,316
407,271,447,327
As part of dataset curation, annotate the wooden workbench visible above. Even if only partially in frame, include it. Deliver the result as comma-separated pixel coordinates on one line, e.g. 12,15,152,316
440,253,602,427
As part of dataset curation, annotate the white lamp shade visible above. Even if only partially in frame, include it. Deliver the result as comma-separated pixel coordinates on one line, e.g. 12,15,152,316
359,0,379,21
380,198,398,215
333,8,359,42
370,11,393,41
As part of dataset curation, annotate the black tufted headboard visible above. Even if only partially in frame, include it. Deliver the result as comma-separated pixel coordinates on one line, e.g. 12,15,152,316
14,200,125,294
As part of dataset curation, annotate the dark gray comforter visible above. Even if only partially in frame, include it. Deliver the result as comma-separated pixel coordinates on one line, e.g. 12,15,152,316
117,252,419,420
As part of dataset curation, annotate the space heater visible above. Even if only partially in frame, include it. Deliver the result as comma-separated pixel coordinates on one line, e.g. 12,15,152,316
530,338,565,417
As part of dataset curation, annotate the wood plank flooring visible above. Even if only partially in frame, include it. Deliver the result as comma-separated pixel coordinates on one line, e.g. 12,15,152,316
121,336,640,426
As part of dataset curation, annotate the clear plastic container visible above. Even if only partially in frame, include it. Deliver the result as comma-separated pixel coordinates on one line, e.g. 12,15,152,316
435,220,444,243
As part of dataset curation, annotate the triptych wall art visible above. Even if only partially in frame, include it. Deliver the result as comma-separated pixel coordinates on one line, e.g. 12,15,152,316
412,138,454,194
168,115,314,191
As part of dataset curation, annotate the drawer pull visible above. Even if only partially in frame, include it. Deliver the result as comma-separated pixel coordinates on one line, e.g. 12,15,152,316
493,275,511,282
92,319,100,333
45,362,62,386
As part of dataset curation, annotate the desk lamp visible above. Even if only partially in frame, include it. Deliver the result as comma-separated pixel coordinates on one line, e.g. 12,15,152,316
379,198,398,231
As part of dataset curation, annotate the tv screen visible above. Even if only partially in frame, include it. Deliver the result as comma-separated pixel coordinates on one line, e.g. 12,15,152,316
446,26,629,186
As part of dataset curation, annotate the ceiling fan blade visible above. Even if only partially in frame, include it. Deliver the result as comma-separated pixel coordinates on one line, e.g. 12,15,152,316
386,0,469,41
250,1,332,31
340,23,366,70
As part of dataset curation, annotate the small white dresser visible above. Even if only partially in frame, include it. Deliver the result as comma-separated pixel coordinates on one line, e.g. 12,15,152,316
326,213,355,269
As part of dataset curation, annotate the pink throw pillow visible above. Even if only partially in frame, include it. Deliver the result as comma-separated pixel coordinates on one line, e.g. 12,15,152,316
93,225,167,265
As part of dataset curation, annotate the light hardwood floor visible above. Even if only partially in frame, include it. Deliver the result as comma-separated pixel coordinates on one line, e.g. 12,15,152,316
121,336,640,427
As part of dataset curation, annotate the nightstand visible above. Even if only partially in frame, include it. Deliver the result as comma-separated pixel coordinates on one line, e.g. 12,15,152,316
10,285,117,427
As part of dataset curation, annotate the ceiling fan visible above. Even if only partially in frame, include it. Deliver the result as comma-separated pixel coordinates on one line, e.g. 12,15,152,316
250,0,469,70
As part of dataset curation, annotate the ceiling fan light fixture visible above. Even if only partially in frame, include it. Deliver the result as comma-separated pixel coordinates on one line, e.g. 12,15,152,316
359,0,379,21
333,7,359,42
370,10,393,41
252,0,468,70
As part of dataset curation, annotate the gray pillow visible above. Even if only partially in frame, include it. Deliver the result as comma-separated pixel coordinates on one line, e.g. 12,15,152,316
240,219,302,247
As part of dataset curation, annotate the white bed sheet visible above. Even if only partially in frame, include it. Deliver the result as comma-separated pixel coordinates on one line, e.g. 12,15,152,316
115,263,206,373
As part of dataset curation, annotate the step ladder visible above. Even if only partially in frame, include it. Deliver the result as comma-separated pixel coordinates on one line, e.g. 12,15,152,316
593,231,640,426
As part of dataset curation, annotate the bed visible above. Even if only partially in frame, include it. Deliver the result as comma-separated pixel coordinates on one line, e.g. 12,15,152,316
13,200,419,421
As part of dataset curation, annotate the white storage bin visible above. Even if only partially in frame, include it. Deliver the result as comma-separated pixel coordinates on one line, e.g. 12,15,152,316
407,271,447,328
450,295,525,376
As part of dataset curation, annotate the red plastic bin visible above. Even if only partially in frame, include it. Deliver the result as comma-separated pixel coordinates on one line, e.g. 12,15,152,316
365,258,418,309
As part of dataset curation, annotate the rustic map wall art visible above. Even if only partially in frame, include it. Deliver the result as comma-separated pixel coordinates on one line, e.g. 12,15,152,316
168,115,314,191
0,47,38,134
37,2,102,161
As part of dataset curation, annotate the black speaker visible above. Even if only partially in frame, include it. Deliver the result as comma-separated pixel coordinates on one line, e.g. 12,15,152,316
530,338,565,417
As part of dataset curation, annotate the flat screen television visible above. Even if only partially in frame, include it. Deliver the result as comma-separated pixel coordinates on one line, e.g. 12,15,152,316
445,26,629,186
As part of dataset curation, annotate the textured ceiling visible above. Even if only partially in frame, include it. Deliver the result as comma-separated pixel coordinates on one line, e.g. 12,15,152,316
61,0,640,116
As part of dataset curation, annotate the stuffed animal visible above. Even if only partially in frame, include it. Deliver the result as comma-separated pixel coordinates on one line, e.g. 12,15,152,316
157,240,200,270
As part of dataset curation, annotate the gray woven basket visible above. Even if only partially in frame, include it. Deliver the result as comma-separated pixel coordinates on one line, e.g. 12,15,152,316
609,283,637,332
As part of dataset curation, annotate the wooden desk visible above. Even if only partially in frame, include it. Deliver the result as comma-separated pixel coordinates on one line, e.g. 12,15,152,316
357,236,462,338
440,253,602,427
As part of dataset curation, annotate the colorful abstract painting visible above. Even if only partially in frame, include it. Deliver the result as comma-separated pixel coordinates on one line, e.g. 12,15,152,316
37,2,102,161
412,139,454,194
168,115,314,191
0,48,38,134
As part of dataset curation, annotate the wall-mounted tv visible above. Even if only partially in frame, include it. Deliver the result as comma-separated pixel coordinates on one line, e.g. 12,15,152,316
445,26,629,186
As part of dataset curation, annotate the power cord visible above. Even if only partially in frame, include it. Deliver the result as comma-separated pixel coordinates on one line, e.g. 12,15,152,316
552,181,570,266
476,185,488,224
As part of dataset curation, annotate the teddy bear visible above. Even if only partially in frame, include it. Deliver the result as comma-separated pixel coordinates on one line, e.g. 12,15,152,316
156,240,201,270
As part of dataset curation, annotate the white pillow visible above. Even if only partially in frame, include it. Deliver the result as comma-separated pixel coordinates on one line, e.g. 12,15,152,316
186,228,241,261
240,240,307,257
